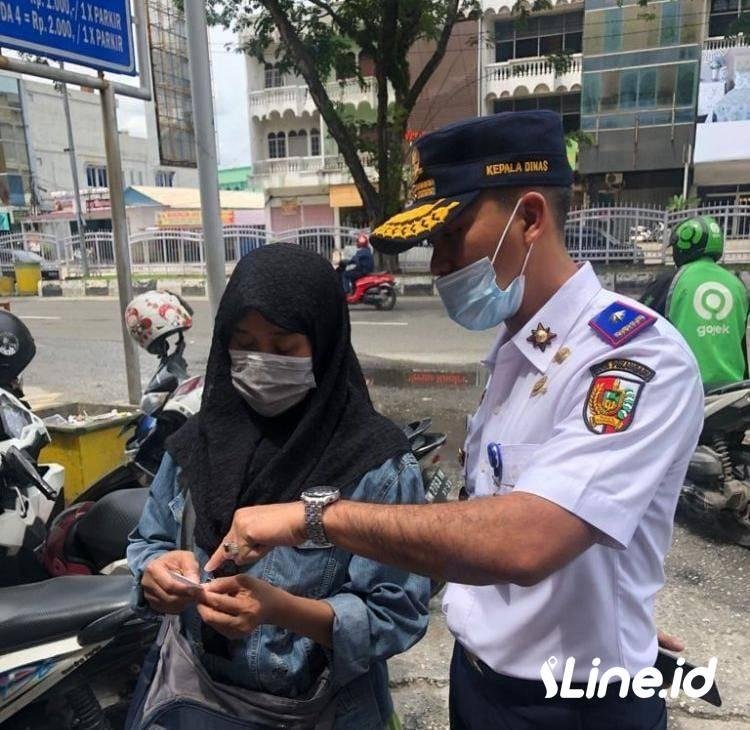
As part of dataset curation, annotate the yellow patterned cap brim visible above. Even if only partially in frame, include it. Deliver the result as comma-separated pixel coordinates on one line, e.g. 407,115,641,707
370,192,480,255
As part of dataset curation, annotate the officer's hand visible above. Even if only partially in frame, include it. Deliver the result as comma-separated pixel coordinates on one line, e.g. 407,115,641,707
204,503,306,573
141,550,201,614
657,629,685,653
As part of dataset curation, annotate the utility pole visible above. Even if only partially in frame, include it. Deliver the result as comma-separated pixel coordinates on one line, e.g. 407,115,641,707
100,79,142,404
184,0,225,316
59,63,90,277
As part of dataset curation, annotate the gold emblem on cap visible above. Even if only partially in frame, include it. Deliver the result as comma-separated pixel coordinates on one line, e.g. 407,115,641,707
527,323,557,352
410,147,423,183
553,347,571,364
531,376,548,397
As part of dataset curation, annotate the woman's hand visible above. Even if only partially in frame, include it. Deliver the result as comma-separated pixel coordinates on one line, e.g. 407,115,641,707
204,503,307,572
196,575,285,640
141,550,201,614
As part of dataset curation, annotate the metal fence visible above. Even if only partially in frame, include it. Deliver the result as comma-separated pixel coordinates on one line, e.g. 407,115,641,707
2,204,750,278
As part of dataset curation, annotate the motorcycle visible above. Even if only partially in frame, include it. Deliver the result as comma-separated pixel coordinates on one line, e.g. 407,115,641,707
75,292,203,505
0,390,65,587
678,381,750,548
343,269,398,311
0,575,155,729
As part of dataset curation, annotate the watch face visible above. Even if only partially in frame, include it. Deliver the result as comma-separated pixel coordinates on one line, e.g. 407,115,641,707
305,486,337,499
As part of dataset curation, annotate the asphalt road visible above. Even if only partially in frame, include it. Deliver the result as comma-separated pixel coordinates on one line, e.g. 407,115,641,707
8,296,750,728
10,296,494,406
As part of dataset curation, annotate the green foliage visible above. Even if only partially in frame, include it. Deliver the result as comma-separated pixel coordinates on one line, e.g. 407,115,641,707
208,0,476,224
667,195,700,212
565,129,594,148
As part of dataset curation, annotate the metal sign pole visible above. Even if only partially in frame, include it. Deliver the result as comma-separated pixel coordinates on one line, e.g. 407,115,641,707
100,80,142,404
184,0,225,316
59,63,90,278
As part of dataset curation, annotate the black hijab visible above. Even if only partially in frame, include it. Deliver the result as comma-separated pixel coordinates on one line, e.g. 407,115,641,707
167,242,411,554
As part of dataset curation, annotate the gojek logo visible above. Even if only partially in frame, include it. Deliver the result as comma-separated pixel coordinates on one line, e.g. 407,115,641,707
693,281,733,338
540,656,718,700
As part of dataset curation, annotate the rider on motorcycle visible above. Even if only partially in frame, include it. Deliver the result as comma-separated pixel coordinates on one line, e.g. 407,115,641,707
338,234,374,293
665,215,749,391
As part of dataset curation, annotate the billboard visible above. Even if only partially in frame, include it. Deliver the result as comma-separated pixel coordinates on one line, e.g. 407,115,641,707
694,41,750,166
0,0,134,74
146,0,196,168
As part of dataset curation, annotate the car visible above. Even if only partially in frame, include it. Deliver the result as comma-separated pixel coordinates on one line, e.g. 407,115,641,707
564,223,645,263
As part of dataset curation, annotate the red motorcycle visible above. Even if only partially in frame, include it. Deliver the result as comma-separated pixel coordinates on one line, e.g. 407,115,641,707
346,272,397,310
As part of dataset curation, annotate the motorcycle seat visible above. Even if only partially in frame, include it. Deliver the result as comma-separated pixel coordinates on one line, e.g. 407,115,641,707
74,488,149,571
0,575,132,652
706,380,750,396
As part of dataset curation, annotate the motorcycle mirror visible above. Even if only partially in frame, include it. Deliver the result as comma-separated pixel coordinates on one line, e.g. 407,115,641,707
2,445,57,500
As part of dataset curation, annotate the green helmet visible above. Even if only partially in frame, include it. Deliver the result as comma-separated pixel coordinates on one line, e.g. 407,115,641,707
670,215,724,267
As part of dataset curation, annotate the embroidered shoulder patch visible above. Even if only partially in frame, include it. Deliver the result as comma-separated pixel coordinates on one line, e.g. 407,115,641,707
588,301,656,348
584,359,655,434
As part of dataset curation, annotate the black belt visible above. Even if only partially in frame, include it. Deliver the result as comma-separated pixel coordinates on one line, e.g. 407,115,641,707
459,646,644,705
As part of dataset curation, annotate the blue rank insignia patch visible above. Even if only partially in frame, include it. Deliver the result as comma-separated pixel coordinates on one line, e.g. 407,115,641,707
588,302,656,348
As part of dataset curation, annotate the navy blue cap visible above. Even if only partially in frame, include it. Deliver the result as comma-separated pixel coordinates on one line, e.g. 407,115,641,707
370,111,573,255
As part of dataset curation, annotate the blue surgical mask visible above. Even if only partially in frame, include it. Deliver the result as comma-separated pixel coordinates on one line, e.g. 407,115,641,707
436,199,532,331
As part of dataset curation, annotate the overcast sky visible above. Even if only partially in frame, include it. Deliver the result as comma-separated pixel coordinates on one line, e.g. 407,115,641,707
117,26,251,169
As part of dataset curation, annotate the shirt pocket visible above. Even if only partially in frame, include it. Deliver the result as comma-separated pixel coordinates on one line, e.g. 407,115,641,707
275,544,340,598
485,442,540,496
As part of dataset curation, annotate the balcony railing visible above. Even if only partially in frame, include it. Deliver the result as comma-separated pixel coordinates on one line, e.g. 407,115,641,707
486,55,583,85
249,77,379,118
253,153,376,177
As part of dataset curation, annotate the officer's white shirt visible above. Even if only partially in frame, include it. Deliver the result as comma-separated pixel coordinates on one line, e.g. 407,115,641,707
443,262,703,681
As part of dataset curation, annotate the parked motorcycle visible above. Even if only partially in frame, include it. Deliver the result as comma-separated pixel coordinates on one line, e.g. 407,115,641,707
75,290,202,504
678,381,750,547
0,575,156,729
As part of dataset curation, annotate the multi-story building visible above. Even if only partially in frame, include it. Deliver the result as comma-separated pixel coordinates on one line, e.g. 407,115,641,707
244,1,746,224
479,0,584,130
578,0,705,204
692,1,750,207
246,48,382,232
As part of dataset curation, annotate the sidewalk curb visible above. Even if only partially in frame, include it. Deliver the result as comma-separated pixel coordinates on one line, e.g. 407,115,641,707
360,358,484,389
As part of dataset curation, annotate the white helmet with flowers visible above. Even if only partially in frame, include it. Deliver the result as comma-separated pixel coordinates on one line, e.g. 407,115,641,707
125,290,193,354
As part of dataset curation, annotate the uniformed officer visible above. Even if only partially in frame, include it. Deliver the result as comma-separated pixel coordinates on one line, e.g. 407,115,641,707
205,111,704,729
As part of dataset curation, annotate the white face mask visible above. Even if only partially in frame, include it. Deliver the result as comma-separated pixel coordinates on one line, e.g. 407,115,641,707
229,350,316,417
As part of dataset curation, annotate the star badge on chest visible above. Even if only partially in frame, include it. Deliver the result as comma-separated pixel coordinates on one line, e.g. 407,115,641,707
527,322,557,352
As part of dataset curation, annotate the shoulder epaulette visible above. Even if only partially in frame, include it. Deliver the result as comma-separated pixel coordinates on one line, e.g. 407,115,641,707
588,301,657,348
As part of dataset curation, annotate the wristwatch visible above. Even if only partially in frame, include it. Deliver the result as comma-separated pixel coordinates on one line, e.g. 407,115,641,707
301,487,340,546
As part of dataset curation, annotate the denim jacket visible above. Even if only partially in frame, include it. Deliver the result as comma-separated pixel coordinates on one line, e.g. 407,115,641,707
127,451,430,729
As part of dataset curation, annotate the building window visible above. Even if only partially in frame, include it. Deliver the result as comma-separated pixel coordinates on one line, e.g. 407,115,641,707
267,132,287,159
288,129,308,156
581,62,697,130
156,170,175,187
494,11,583,62
86,165,108,187
602,7,623,53
310,128,321,156
709,0,748,37
659,1,680,46
264,63,284,88
494,93,581,133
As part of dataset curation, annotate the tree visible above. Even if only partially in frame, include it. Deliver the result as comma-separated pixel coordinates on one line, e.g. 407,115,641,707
209,0,478,230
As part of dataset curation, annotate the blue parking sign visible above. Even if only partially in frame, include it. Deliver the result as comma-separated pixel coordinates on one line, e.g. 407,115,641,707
0,0,135,75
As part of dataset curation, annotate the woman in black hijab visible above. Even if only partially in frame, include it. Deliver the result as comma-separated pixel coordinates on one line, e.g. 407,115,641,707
127,243,430,728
